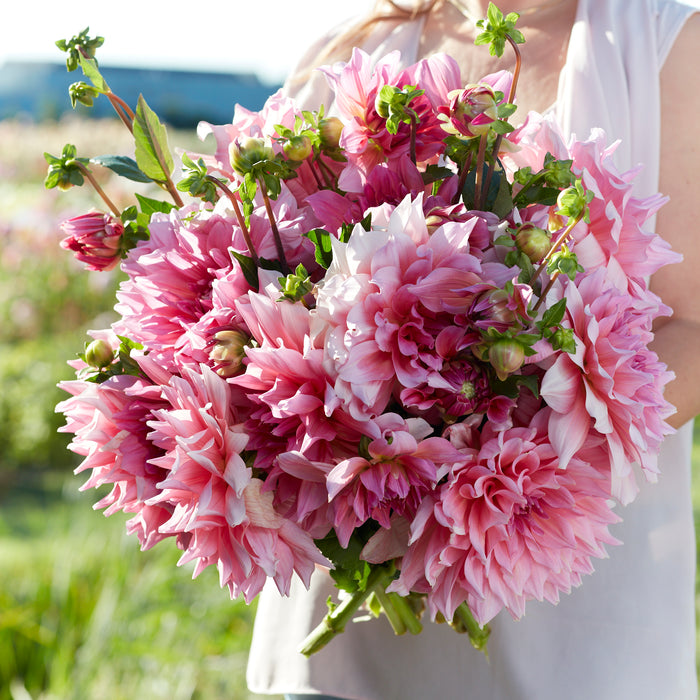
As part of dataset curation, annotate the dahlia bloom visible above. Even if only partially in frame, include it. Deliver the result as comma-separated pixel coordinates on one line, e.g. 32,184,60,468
320,49,462,190
392,414,619,624
57,345,172,550
145,363,327,601
59,210,123,271
314,194,501,420
540,271,675,503
326,414,463,546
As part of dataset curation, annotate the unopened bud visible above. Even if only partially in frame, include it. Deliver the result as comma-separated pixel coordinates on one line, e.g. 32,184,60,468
514,223,551,263
85,339,114,368
229,137,274,176
375,85,401,119
488,338,525,381
283,135,313,161
547,210,566,232
209,330,249,377
318,117,343,149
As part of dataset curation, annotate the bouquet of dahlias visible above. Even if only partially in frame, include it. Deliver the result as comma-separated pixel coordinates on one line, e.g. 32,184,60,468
47,6,678,655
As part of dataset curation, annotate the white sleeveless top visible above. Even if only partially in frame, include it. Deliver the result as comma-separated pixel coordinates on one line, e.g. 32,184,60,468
247,2,699,698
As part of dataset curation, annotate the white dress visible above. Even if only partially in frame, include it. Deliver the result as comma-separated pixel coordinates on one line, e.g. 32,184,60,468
247,2,699,698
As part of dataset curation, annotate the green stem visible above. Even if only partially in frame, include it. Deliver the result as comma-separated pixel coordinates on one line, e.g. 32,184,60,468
483,35,522,202
473,134,488,210
450,602,490,653
530,213,582,314
299,566,390,657
258,178,290,275
374,589,423,636
409,113,418,165
71,160,121,217
207,176,258,264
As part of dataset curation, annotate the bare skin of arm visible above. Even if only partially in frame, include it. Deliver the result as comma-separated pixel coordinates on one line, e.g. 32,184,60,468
650,12,700,429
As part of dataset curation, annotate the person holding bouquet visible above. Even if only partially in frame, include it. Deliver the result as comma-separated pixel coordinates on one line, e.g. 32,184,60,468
246,1,700,699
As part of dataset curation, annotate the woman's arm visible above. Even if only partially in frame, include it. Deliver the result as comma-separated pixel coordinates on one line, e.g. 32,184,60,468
650,12,700,428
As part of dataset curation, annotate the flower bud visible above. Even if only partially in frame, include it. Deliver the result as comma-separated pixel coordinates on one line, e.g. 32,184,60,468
438,83,499,139
488,338,525,381
318,117,343,149
84,338,114,368
547,210,567,232
375,85,401,118
229,137,274,176
209,330,249,377
59,211,123,271
283,135,313,161
514,223,551,263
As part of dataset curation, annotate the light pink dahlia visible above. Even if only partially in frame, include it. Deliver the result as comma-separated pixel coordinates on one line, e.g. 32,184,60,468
58,362,172,550
320,49,461,190
540,270,675,503
231,285,364,470
327,414,464,547
145,364,327,601
314,194,490,420
392,413,619,624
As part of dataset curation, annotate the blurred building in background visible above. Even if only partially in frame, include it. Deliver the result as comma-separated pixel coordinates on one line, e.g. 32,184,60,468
0,60,281,126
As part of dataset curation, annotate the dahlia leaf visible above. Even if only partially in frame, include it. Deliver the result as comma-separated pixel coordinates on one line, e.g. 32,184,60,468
134,95,174,182
91,155,153,183
305,228,334,269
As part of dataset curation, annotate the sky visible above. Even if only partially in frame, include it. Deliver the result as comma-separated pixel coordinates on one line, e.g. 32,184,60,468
3,1,376,84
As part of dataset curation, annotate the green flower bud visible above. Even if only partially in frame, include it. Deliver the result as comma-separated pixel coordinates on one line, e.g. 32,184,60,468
84,338,114,368
318,117,343,149
488,338,525,381
514,223,552,263
375,85,401,118
283,135,313,161
229,137,274,176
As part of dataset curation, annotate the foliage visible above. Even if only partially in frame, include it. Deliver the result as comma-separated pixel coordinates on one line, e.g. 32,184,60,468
0,484,277,700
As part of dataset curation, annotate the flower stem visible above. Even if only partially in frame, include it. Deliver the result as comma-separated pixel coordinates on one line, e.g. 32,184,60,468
473,134,488,210
258,178,290,275
453,152,473,206
105,93,135,133
449,602,490,653
373,588,423,636
71,160,121,217
482,35,522,202
207,176,258,264
299,566,391,657
409,113,418,165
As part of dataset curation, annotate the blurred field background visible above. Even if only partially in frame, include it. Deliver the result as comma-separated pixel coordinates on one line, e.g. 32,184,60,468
0,115,284,700
0,112,698,699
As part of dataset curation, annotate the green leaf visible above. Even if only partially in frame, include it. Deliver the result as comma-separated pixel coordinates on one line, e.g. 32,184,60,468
230,250,260,290
135,193,176,216
133,94,174,182
314,526,378,594
539,298,567,329
304,228,335,269
90,154,153,183
78,53,109,93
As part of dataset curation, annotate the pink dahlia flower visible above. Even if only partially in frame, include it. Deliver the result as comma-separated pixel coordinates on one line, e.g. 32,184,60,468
392,413,619,624
59,211,123,271
57,358,172,550
326,414,463,547
231,284,364,470
314,194,499,420
504,113,681,285
540,270,675,503
146,364,327,601
320,49,461,190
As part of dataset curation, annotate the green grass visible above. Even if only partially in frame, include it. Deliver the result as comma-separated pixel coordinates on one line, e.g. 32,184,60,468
0,478,280,700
